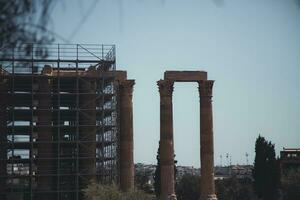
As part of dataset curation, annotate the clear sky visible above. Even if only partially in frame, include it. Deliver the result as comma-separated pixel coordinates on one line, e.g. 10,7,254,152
50,0,300,167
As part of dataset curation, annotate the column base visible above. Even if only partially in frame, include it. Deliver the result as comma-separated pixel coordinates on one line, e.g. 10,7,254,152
199,194,217,200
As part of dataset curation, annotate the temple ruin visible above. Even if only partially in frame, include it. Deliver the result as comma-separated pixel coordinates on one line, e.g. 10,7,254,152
0,43,217,200
0,44,134,200
158,71,217,200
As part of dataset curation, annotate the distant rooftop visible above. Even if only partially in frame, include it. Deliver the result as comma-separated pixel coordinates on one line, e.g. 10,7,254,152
282,148,300,152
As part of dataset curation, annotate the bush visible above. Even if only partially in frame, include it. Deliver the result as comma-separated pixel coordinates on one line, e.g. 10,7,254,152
83,181,156,200
176,174,200,200
126,190,156,200
216,177,258,200
281,169,300,200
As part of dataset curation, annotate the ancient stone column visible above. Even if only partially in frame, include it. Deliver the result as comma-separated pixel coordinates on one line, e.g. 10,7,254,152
36,77,54,200
79,79,97,186
158,79,176,200
0,77,8,200
119,80,135,192
199,80,217,200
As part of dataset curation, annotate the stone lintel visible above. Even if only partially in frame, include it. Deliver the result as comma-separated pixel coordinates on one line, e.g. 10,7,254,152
164,71,207,82
110,71,127,81
42,65,127,80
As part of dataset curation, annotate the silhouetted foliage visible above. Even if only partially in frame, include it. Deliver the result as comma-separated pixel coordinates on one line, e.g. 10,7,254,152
253,135,280,200
176,174,200,200
135,167,153,194
175,174,257,200
83,181,155,200
153,141,177,198
153,143,161,197
216,177,257,200
281,168,300,200
0,0,55,56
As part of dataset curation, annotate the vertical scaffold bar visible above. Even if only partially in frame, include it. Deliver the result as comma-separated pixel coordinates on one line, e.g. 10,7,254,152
30,43,34,200
75,44,79,200
101,76,105,181
57,43,61,200
11,46,15,191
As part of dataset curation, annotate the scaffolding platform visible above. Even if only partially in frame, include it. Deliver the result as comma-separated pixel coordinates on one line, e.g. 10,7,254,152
0,44,120,200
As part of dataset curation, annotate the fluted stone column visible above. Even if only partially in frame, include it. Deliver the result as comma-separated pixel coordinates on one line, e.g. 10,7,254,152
79,80,97,186
36,77,54,200
158,80,176,200
0,77,8,200
119,80,135,192
199,80,217,200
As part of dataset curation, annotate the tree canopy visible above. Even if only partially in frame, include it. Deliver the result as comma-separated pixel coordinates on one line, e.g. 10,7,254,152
0,0,55,57
253,135,280,200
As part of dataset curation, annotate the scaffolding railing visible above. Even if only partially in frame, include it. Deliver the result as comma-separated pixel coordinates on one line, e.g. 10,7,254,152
0,43,116,74
0,43,119,200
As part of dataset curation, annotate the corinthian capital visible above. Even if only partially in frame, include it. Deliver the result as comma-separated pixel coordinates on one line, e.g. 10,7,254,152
157,79,174,97
119,80,135,95
198,80,214,97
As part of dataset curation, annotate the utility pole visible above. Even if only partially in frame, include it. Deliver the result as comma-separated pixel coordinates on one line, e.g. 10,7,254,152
226,153,229,166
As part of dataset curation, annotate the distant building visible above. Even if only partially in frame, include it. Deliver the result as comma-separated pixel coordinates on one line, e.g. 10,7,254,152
176,166,200,179
215,165,253,180
280,148,300,175
135,163,253,186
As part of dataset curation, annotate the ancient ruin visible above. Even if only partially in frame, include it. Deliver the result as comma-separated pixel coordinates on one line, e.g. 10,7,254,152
0,44,135,200
158,71,217,200
0,43,218,200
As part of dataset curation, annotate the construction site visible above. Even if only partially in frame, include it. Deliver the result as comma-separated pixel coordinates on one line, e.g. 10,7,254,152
0,44,135,200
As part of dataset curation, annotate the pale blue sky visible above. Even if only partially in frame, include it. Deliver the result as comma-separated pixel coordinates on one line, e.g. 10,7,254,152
50,0,300,167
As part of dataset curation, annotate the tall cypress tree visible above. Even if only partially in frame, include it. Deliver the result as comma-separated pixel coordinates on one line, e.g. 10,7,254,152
253,135,280,200
154,142,161,197
154,141,177,198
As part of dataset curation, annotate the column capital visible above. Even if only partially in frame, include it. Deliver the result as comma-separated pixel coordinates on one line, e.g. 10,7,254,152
157,79,174,97
119,80,135,95
198,80,214,97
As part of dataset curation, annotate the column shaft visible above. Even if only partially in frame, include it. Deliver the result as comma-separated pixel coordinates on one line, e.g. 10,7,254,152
79,80,97,186
36,77,54,200
0,77,8,200
199,80,217,200
119,80,135,192
158,80,176,200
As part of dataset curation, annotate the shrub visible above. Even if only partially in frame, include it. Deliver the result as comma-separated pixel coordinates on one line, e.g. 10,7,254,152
83,181,156,200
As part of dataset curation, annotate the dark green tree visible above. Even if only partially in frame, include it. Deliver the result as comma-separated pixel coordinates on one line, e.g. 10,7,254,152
153,141,177,198
0,0,56,58
175,174,257,200
281,168,300,200
0,0,55,43
253,135,280,200
135,167,153,194
216,177,257,200
153,142,161,197
176,174,200,200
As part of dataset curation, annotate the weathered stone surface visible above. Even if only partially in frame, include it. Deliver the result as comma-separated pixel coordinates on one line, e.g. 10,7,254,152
119,79,135,192
158,71,217,200
36,78,55,200
49,68,127,80
199,81,216,200
164,71,207,82
79,80,97,186
158,79,176,200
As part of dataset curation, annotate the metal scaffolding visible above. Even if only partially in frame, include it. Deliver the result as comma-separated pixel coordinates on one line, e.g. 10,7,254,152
0,44,119,200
